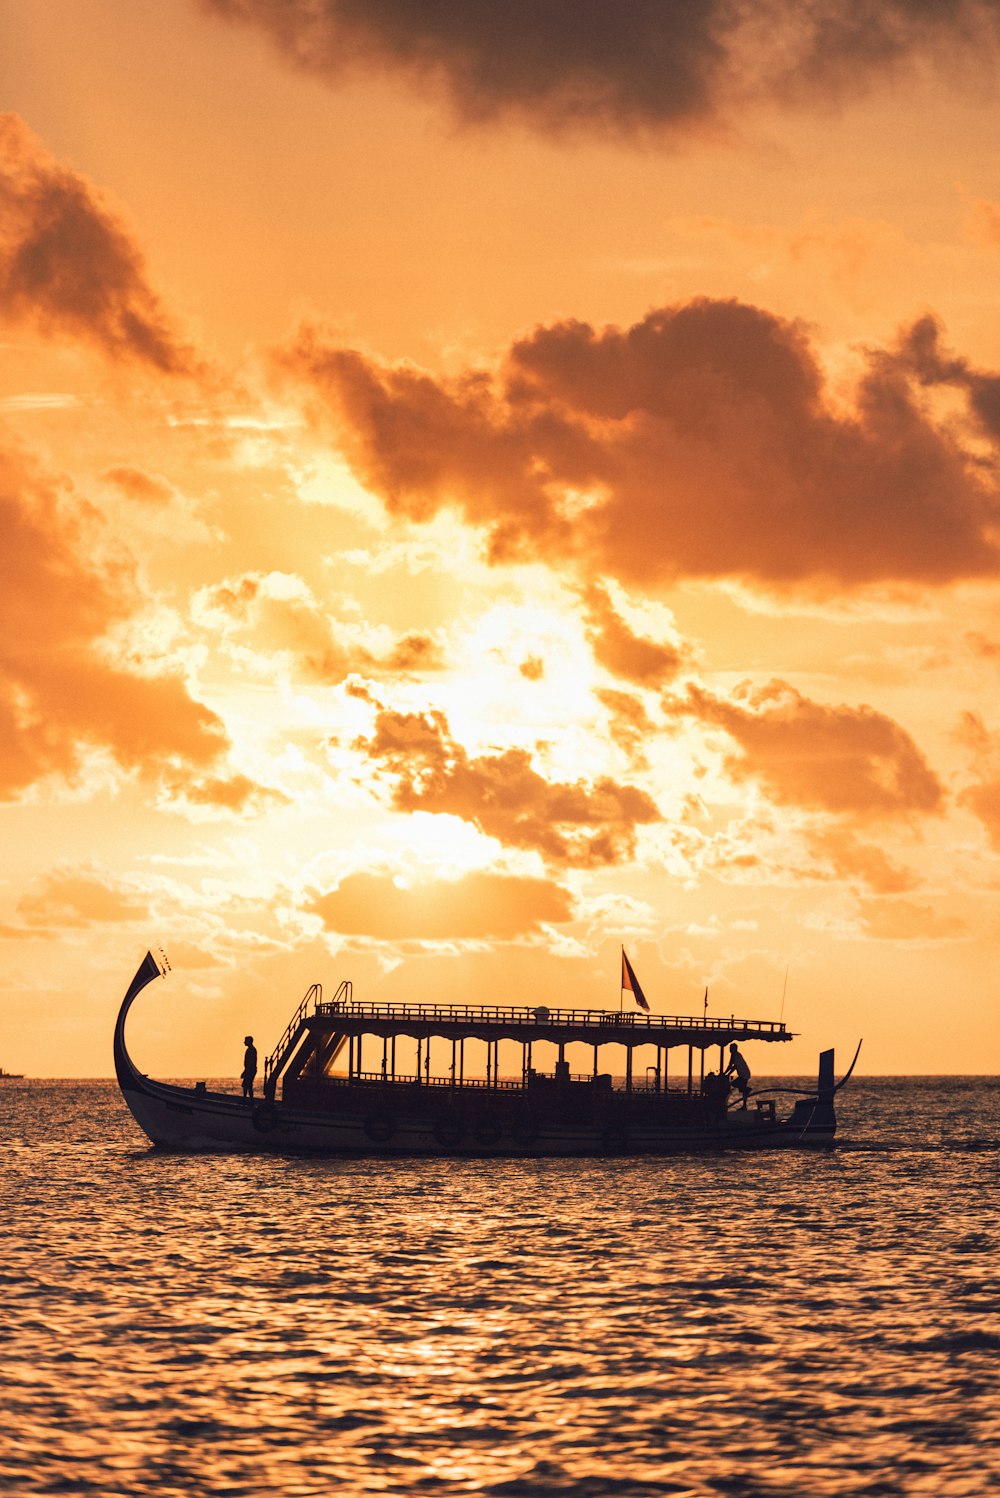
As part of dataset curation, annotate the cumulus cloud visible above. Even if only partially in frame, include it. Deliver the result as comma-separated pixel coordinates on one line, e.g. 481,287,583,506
202,0,1000,139
667,678,944,818
0,439,228,798
278,331,585,563
281,300,1000,591
308,868,573,940
356,705,660,865
0,114,200,374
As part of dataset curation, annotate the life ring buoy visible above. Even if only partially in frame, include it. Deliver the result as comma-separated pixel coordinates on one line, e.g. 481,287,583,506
472,1117,502,1148
601,1124,629,1154
252,1101,279,1134
434,1117,465,1149
510,1119,539,1149
364,1111,396,1144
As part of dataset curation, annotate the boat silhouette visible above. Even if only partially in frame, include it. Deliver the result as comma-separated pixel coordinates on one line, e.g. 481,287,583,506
114,951,859,1154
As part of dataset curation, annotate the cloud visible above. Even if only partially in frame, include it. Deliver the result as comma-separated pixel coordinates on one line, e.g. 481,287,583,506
804,826,919,894
277,330,584,563
955,710,1000,851
165,772,290,814
307,868,573,940
668,678,944,818
0,439,228,798
103,466,175,505
895,313,1000,443
13,868,149,932
594,688,656,769
356,704,660,865
857,897,967,942
195,570,444,681
202,1,1000,139
281,300,1000,591
583,583,685,685
0,114,200,374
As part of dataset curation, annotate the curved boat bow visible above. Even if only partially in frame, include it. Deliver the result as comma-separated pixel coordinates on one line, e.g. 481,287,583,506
114,950,268,1149
113,950,165,1094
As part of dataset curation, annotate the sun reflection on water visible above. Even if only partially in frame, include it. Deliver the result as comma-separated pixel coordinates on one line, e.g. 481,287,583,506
0,1079,997,1496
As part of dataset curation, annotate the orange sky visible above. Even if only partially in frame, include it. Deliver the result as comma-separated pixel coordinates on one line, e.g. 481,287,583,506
3,0,1000,1077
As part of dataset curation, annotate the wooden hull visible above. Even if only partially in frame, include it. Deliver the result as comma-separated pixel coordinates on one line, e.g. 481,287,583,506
114,954,837,1155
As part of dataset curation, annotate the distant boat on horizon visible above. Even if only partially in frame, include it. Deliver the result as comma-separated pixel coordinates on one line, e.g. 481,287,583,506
0,1067,24,1080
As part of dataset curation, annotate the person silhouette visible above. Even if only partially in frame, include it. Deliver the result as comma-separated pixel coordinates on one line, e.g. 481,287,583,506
724,1043,751,1108
242,1035,257,1100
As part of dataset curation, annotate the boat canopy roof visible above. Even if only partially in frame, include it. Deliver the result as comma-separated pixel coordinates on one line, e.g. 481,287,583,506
308,995,792,1048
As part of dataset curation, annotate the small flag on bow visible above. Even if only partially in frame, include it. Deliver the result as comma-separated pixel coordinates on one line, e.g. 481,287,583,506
621,947,650,1012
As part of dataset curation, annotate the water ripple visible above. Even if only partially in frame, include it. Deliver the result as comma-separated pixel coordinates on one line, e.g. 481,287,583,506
0,1078,997,1496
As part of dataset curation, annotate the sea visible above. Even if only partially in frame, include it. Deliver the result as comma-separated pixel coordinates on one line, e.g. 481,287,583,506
1,1077,997,1498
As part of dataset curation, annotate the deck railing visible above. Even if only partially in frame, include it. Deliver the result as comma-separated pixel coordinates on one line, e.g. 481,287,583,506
318,1071,678,1092
311,997,787,1036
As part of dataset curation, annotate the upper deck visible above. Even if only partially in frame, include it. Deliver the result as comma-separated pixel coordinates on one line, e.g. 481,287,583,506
309,995,791,1048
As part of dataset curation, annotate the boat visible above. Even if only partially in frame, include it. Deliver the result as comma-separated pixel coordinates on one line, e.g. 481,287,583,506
114,951,858,1154
0,1067,24,1080
115,951,859,1153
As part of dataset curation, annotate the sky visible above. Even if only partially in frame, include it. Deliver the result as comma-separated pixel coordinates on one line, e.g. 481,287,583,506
2,0,1000,1079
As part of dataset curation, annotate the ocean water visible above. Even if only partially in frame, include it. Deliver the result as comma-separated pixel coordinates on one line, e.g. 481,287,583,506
1,1077,997,1498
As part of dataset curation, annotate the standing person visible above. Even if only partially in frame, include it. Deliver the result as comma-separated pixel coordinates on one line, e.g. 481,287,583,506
242,1035,257,1100
724,1043,751,1108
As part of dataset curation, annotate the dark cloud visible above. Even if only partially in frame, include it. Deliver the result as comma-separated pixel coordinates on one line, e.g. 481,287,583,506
282,300,1000,590
308,868,573,939
896,314,1000,442
277,330,587,563
356,705,660,865
667,678,944,817
202,0,1000,138
0,114,200,374
583,583,684,685
0,439,228,798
